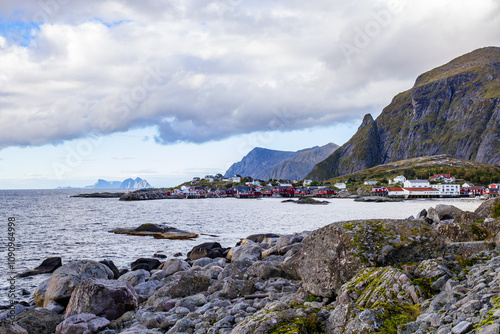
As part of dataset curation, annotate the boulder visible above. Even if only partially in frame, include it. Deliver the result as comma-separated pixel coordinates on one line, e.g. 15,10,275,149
475,198,500,218
15,309,64,334
245,233,282,243
187,242,224,260
109,224,198,240
56,313,110,334
434,205,465,221
147,271,212,309
282,219,445,297
130,258,161,271
43,260,114,307
118,269,150,286
232,301,311,334
217,259,253,280
436,217,500,243
34,278,50,307
414,259,452,279
326,267,420,333
99,260,120,279
158,259,191,276
275,234,303,250
247,261,284,279
230,244,262,263
19,257,62,277
221,278,255,299
65,278,138,320
0,322,28,334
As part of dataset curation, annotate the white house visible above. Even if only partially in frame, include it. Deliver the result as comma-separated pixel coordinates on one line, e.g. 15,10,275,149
431,184,460,197
387,187,405,197
393,175,407,184
462,183,475,188
334,182,347,189
364,181,378,186
402,187,438,197
403,180,431,188
232,175,242,183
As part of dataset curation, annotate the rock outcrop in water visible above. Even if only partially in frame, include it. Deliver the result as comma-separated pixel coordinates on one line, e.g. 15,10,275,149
109,223,199,240
3,198,500,333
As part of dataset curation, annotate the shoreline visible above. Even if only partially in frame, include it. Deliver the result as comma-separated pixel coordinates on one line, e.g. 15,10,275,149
1,198,499,333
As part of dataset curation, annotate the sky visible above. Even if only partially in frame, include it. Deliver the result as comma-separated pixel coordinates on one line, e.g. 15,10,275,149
0,0,499,189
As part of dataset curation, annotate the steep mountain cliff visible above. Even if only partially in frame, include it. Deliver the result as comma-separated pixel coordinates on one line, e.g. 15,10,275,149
308,47,500,180
225,143,338,180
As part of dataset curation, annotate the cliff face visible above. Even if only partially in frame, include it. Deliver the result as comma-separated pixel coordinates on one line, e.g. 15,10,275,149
225,143,338,180
308,47,500,180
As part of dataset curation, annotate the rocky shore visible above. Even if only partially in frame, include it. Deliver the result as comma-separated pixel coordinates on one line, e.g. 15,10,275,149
1,198,499,334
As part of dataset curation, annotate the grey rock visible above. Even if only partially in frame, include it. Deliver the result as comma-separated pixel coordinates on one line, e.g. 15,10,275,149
158,258,191,276
452,321,473,334
230,244,262,263
65,278,138,320
15,309,64,334
43,260,113,307
55,313,110,334
282,219,445,297
118,269,150,286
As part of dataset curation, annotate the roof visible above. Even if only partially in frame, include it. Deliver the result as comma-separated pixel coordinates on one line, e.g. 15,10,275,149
403,187,437,192
387,187,403,191
406,180,429,183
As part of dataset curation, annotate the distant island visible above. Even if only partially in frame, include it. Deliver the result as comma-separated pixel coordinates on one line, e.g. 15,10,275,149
58,177,152,190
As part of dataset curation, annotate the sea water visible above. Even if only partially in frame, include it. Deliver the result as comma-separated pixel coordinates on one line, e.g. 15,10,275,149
0,189,484,304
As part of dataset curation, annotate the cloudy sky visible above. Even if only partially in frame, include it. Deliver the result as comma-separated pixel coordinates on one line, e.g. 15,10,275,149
0,0,499,188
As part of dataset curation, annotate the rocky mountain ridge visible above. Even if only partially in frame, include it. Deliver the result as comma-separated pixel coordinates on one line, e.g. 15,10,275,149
225,143,338,180
309,46,500,180
59,177,152,190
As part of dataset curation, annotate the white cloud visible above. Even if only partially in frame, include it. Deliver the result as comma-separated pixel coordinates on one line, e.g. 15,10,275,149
0,0,499,148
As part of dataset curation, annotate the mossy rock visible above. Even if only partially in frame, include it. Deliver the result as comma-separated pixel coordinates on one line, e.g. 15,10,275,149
282,219,445,297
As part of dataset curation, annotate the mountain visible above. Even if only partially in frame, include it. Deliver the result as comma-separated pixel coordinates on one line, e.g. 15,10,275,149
91,179,122,189
225,143,338,180
58,177,152,189
120,177,152,189
308,47,500,180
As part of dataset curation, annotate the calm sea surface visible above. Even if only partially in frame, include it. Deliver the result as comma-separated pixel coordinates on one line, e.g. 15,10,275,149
0,189,484,304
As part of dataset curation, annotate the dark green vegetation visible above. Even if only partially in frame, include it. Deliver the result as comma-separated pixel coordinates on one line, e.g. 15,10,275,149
309,47,500,180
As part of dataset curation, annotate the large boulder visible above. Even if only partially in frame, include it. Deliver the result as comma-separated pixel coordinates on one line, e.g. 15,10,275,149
43,260,114,307
436,218,500,243
326,267,420,334
282,219,445,297
34,278,50,307
56,313,110,334
245,233,282,243
19,257,62,277
475,198,500,219
65,278,138,320
15,309,64,334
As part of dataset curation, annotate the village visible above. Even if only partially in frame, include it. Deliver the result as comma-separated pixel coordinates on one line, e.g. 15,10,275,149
160,173,500,200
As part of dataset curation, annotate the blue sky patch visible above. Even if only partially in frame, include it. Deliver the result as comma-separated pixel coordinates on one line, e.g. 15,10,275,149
0,19,41,46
